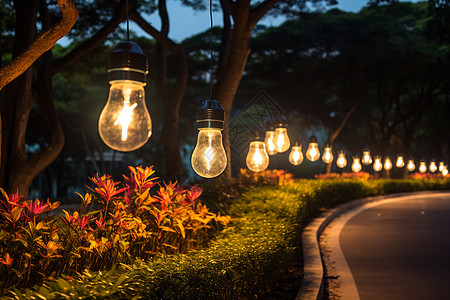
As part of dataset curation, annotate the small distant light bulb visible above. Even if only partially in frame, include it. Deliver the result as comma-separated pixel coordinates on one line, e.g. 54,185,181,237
407,159,415,171
351,156,362,172
246,133,269,172
396,155,405,168
442,166,448,176
362,150,372,165
191,100,227,178
264,126,278,156
438,161,445,173
336,151,347,168
306,136,320,162
99,42,151,152
373,156,383,172
429,161,437,173
289,143,304,166
384,157,393,171
419,161,427,173
274,117,290,153
322,144,333,164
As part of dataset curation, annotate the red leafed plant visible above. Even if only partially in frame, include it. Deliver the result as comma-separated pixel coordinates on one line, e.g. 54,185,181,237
0,166,230,292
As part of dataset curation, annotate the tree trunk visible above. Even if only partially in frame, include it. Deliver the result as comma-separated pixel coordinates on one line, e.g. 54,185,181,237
214,1,252,178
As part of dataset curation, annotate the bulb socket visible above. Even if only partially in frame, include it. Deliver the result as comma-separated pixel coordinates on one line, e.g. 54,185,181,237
265,121,275,132
196,99,225,129
108,41,148,84
253,131,265,142
309,136,318,143
275,116,288,128
293,141,301,147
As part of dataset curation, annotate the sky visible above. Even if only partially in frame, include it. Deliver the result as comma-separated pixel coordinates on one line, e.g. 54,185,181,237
139,0,369,43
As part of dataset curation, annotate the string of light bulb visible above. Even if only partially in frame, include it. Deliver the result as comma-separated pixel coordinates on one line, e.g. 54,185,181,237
245,120,448,176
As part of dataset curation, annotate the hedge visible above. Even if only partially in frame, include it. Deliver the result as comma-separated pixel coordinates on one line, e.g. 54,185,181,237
6,177,450,299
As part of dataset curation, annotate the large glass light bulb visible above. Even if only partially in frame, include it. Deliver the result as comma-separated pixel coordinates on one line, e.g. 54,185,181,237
442,166,448,176
396,155,405,168
373,156,382,172
351,156,362,172
192,129,227,178
99,41,151,152
246,140,269,172
306,136,320,162
322,145,333,164
407,159,415,171
274,117,290,153
438,161,445,173
361,150,372,165
419,161,427,173
429,161,437,173
265,129,278,156
99,82,151,151
289,144,304,166
191,100,227,178
384,157,393,170
336,151,347,168
275,127,290,153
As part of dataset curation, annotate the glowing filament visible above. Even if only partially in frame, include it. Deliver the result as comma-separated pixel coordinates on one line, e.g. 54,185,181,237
114,89,137,141
253,151,263,166
205,144,213,171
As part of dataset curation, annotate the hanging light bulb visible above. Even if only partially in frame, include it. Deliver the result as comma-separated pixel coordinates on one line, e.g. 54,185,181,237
351,156,362,172
406,159,415,172
438,161,445,173
246,131,270,172
99,41,151,152
419,160,427,173
429,160,437,173
373,156,383,172
322,143,333,164
442,166,448,176
264,125,278,156
274,117,290,153
336,150,347,168
361,149,372,165
384,157,393,170
396,154,405,168
306,136,320,162
191,100,227,178
289,142,304,166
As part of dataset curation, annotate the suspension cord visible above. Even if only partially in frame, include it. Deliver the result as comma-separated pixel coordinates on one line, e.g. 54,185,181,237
209,0,213,100
126,0,130,41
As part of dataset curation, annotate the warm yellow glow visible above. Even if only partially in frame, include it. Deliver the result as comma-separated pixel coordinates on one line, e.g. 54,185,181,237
396,155,405,168
407,159,415,171
351,157,362,172
275,128,290,153
373,156,382,172
443,166,448,176
306,143,320,162
429,161,437,173
265,130,277,155
419,161,427,173
322,147,333,164
361,150,372,165
246,141,270,172
99,82,151,152
336,152,347,168
384,157,392,171
289,145,304,166
191,129,227,178
438,162,445,172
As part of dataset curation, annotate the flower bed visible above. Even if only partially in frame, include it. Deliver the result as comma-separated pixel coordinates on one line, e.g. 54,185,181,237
4,171,450,299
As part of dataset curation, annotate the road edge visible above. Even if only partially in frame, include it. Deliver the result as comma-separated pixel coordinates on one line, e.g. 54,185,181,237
296,190,450,300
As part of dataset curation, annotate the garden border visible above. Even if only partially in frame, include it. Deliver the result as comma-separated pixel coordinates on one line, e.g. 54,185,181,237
296,190,450,300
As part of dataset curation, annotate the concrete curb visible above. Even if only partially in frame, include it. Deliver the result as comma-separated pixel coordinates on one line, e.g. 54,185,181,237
296,190,450,300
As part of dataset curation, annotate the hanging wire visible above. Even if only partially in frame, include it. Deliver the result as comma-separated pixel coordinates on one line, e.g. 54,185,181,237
209,0,213,100
126,0,130,41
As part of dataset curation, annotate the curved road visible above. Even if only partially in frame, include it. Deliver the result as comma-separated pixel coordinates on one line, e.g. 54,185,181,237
333,193,450,300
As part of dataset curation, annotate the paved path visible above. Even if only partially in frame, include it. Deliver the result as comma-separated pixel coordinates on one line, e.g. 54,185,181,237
335,193,450,300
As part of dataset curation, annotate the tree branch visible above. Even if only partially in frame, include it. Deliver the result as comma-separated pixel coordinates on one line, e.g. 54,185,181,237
249,0,280,28
0,0,78,91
